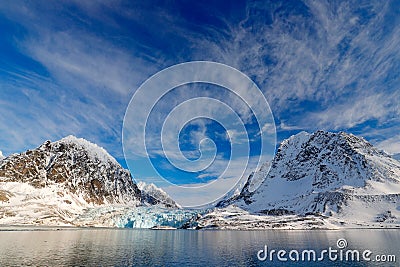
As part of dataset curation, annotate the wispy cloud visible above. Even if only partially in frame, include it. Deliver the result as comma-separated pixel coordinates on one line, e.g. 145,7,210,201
303,92,399,130
0,1,166,157
376,135,400,155
189,0,399,135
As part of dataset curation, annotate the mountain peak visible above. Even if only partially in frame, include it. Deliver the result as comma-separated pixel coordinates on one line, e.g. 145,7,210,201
232,130,400,222
0,136,140,206
278,131,381,164
282,130,310,145
137,182,180,208
39,135,118,166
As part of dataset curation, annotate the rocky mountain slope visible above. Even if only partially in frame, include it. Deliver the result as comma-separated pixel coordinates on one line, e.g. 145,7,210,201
197,131,400,229
0,136,141,205
0,136,177,226
137,181,180,208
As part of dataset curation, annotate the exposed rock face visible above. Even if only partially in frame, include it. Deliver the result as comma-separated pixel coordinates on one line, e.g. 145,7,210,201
0,136,141,205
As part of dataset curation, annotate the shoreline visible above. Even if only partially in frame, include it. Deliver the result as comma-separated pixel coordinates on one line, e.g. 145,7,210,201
1,224,399,231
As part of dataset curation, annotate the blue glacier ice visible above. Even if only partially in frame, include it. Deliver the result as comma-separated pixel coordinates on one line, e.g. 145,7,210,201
114,207,203,228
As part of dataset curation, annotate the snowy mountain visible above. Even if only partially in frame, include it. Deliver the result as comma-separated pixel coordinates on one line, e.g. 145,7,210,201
0,150,3,161
196,131,400,229
0,136,176,226
393,153,400,161
137,181,180,208
0,136,141,204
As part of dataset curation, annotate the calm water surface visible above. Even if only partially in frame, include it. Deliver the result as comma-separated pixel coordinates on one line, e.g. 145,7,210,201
0,228,398,266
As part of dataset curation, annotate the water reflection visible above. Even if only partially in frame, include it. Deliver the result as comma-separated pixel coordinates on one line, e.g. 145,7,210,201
0,229,398,266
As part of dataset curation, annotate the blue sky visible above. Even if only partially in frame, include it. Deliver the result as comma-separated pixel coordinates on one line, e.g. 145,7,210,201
0,1,399,205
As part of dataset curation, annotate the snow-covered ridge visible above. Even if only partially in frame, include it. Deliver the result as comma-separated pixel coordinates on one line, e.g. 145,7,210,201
0,150,3,161
203,130,400,229
137,181,180,208
54,135,118,166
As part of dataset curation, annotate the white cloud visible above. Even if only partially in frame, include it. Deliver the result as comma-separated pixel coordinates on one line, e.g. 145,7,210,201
376,135,400,155
302,92,399,130
278,121,303,131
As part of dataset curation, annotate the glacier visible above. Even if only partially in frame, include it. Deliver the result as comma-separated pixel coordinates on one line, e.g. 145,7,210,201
115,207,201,228
73,206,203,228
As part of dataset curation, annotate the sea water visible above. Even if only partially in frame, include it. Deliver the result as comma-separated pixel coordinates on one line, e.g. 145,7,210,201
0,228,398,266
